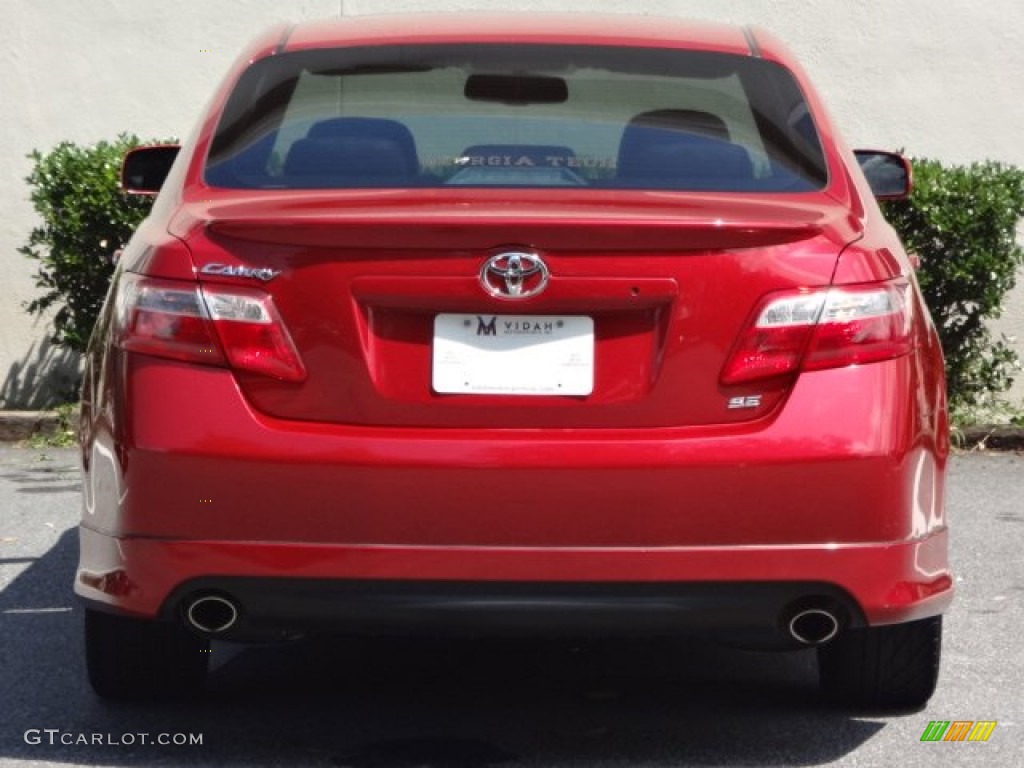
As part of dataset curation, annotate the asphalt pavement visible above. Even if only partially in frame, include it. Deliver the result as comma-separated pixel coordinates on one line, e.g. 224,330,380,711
0,445,1020,767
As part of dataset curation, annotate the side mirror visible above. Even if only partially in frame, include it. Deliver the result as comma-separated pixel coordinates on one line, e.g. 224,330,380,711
854,149,912,200
121,145,180,195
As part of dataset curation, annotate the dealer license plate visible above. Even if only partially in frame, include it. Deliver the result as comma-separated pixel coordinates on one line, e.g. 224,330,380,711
432,314,594,396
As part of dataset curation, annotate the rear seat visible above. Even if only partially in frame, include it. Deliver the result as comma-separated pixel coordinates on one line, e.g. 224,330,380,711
617,109,754,189
284,117,420,186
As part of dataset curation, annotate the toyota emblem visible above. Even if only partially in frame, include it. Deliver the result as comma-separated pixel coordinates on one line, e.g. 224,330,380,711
480,252,549,299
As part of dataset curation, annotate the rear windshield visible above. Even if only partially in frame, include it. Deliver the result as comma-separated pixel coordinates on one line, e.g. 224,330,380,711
206,44,827,192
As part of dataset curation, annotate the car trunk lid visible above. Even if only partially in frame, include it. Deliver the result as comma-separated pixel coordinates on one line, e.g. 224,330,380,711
170,190,859,429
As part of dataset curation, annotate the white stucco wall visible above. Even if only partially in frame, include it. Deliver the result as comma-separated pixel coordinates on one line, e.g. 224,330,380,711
2,0,1022,406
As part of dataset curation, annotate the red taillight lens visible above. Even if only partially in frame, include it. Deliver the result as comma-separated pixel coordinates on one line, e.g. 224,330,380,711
114,273,306,382
803,281,913,370
721,279,913,385
202,289,306,382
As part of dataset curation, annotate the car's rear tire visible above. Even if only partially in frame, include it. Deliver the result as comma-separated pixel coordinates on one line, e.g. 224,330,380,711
817,615,941,710
85,608,210,700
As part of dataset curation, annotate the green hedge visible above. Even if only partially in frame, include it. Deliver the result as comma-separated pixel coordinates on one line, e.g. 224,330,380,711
19,135,156,352
884,160,1024,412
18,141,1024,413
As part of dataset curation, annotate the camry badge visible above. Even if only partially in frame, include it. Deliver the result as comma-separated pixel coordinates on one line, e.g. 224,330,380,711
480,252,549,299
200,263,282,282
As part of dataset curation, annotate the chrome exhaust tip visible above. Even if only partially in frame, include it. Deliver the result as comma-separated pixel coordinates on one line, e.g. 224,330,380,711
788,608,840,646
185,594,239,635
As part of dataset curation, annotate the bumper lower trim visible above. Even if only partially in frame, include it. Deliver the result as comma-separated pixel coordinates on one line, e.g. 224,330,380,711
159,577,864,640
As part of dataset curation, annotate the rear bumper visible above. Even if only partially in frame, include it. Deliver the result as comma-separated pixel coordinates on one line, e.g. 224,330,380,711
76,526,952,631
84,357,947,548
78,355,951,632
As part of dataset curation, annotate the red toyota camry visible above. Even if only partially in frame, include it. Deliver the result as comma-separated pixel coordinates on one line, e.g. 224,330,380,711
77,13,951,707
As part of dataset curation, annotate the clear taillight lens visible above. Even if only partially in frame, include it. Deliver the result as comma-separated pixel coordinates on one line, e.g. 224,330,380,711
721,279,913,385
114,273,306,382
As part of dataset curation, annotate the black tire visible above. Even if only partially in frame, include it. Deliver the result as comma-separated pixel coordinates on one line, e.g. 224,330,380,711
818,615,941,710
85,608,210,700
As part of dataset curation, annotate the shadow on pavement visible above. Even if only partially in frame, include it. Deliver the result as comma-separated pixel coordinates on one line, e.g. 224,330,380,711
0,529,884,767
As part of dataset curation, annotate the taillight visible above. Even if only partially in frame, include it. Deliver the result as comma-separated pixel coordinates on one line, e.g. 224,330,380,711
202,289,306,382
721,279,913,385
114,273,306,382
115,274,225,365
